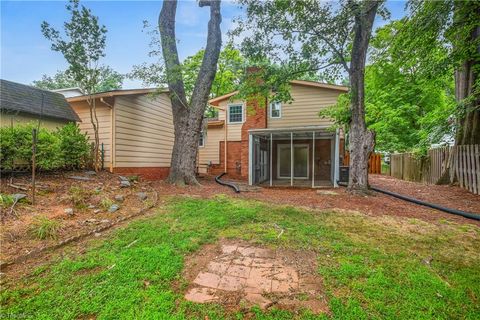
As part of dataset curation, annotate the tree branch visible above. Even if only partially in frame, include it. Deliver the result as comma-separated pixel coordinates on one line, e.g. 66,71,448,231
190,0,222,109
159,0,188,109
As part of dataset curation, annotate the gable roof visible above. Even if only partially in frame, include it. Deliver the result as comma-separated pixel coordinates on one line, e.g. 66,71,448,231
66,88,168,103
0,79,80,122
208,80,349,106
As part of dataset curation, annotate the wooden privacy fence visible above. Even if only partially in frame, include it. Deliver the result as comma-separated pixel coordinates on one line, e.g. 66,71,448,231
343,152,382,174
389,145,480,195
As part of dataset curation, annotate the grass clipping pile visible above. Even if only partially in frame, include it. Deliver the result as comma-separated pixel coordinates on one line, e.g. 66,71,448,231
0,171,156,267
182,239,329,315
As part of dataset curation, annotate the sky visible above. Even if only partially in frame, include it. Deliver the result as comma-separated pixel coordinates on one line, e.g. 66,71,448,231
1,0,407,89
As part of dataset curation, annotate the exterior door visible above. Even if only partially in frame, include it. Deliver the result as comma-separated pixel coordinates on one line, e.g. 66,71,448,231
277,144,309,179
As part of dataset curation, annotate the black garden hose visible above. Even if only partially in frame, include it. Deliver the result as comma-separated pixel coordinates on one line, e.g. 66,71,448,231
337,181,480,221
215,173,240,193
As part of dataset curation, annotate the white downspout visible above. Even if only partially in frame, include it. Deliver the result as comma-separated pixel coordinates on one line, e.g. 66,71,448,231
334,128,340,187
248,133,253,185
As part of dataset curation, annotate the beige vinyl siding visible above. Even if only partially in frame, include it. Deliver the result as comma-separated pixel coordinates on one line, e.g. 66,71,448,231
71,100,112,166
267,84,341,128
218,99,243,141
198,126,224,172
1,112,69,130
114,94,174,168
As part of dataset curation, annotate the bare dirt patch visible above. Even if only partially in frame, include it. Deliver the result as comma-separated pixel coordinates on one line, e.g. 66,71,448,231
182,239,329,315
0,171,156,265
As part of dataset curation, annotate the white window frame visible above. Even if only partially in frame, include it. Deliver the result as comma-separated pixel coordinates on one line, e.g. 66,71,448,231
269,101,282,119
198,131,205,147
227,103,244,124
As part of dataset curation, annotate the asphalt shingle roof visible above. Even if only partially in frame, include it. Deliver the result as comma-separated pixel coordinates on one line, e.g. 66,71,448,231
0,79,80,122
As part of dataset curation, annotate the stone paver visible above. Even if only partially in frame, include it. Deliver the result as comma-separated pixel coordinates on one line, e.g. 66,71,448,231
193,272,221,288
185,287,218,303
185,242,324,313
218,275,246,291
207,261,229,274
226,264,251,278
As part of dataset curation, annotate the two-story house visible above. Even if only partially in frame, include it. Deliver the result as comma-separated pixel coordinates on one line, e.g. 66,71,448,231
198,79,348,188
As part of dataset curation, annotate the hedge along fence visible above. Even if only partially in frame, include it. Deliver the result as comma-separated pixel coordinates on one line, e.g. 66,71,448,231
0,123,92,172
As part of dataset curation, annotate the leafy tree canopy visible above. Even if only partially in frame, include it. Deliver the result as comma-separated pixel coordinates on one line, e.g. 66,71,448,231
131,43,245,100
33,67,123,93
321,20,456,153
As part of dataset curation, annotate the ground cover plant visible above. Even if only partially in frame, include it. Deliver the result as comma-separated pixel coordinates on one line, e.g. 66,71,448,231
1,195,479,319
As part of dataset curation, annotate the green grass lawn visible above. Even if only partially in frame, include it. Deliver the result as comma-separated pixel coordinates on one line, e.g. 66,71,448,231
2,195,479,319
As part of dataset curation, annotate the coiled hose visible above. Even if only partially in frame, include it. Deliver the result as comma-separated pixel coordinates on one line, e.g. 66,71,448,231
215,173,240,193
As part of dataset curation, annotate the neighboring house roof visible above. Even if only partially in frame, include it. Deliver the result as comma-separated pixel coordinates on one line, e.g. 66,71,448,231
66,88,168,103
208,80,349,106
0,79,80,122
52,87,84,98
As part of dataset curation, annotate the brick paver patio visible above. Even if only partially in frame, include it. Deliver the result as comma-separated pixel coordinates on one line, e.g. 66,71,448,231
184,243,325,311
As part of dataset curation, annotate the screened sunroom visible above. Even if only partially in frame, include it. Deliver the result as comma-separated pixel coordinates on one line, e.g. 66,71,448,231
248,127,340,188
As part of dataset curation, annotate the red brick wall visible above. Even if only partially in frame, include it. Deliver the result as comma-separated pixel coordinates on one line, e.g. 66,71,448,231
240,98,268,179
113,167,170,180
208,141,243,179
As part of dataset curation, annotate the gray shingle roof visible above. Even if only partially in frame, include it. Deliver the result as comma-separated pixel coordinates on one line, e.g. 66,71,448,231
0,79,80,122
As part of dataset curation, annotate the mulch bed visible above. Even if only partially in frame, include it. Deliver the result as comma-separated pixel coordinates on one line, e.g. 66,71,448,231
0,171,156,265
152,174,480,227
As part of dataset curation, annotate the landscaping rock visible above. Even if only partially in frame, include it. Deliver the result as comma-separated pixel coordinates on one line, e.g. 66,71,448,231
137,192,148,201
100,219,110,224
87,204,96,209
316,190,339,195
64,208,74,216
93,209,101,214
94,232,101,237
114,195,124,202
119,176,129,182
120,180,131,188
108,204,120,213
68,176,92,181
12,193,27,202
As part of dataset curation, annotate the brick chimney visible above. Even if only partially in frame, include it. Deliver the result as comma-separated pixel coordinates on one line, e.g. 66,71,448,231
239,66,267,180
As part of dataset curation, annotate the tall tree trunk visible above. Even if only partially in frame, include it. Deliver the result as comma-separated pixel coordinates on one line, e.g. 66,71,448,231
87,96,101,172
159,0,222,185
454,1,480,145
347,1,379,194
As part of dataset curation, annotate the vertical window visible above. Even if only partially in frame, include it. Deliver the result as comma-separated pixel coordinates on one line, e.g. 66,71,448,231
270,102,282,118
228,104,243,123
199,132,205,147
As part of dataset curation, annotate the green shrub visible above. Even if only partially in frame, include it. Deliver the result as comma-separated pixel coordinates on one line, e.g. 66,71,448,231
36,128,63,170
0,123,91,171
57,123,90,169
29,216,61,240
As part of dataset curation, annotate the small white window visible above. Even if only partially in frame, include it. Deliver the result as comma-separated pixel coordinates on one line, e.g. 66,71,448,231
270,102,282,118
199,132,205,147
228,104,243,123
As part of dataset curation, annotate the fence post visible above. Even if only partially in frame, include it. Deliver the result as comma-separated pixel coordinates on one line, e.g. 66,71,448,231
31,128,37,206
